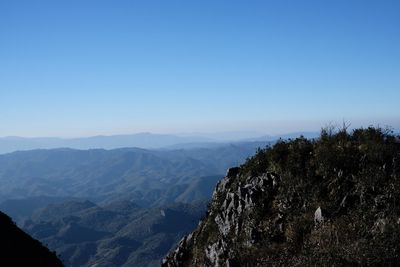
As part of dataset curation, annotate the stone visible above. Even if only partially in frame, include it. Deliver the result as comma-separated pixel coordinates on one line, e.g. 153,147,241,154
314,207,324,224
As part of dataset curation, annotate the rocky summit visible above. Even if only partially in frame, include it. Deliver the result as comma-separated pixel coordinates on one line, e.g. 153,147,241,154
162,127,400,266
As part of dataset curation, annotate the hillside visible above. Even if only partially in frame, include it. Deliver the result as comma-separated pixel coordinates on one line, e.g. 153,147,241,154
23,200,205,267
0,142,268,207
163,127,400,266
0,211,64,267
0,142,268,266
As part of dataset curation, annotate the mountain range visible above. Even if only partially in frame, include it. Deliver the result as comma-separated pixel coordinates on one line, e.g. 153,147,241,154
0,142,270,206
0,140,271,266
0,131,320,154
0,133,213,154
1,127,399,266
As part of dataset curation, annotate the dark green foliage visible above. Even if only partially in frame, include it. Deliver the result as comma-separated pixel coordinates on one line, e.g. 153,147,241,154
241,127,400,207
164,127,400,266
249,127,400,265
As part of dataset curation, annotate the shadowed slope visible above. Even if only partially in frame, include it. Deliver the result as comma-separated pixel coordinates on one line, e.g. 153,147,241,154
0,211,64,267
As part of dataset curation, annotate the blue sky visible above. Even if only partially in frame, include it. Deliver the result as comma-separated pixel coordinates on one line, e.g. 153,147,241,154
0,0,399,137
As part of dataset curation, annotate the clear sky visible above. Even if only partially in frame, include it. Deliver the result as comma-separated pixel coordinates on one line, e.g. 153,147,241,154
1,0,399,137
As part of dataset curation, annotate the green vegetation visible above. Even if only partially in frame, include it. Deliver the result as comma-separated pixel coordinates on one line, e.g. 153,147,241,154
242,126,400,213
164,127,400,266
241,126,400,265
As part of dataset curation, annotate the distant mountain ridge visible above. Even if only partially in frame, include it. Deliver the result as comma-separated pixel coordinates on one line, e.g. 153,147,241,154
0,131,321,154
0,133,214,154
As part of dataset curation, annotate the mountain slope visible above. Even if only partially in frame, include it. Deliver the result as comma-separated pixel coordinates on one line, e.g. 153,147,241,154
163,127,400,266
0,211,64,267
0,196,79,224
0,143,267,206
24,200,206,267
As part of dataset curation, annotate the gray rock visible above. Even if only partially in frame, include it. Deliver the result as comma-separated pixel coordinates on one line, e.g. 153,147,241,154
314,207,324,224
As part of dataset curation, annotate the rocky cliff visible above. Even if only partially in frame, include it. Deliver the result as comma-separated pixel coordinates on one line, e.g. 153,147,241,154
162,127,400,266
0,211,64,267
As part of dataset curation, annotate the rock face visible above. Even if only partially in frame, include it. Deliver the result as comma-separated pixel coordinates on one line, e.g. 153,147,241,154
0,211,64,267
163,128,400,266
162,169,284,266
314,207,323,224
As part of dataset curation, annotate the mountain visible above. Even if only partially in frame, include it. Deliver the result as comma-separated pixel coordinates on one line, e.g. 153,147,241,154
0,196,79,224
0,210,64,267
163,127,400,266
0,142,270,266
0,131,316,155
0,142,269,207
0,133,214,154
23,200,206,267
0,141,271,266
0,139,277,266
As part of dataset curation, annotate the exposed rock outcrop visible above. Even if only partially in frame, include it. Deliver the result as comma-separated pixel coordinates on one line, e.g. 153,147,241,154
314,207,323,224
163,127,400,266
